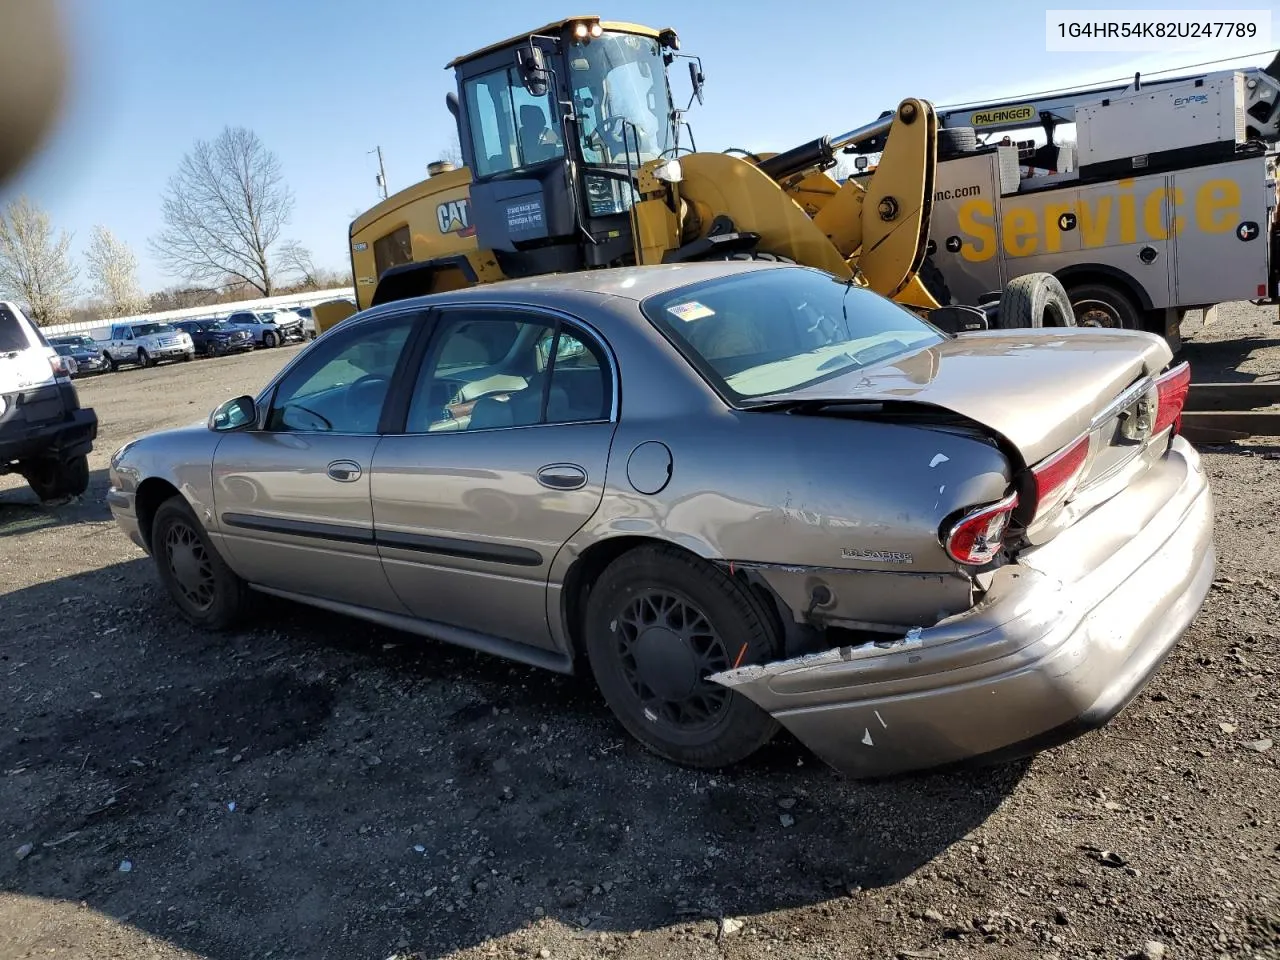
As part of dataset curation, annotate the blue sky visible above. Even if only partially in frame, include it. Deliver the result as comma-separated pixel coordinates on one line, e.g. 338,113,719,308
4,0,1277,294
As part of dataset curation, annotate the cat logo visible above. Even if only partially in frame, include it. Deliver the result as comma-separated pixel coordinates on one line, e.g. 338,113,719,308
436,199,473,237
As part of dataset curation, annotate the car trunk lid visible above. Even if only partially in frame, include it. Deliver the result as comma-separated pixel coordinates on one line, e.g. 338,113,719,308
742,327,1180,541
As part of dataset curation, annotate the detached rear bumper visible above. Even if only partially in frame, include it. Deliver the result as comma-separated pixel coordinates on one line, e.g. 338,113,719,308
712,436,1215,779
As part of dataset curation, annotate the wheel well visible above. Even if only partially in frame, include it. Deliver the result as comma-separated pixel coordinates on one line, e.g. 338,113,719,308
1053,266,1157,328
134,478,181,551
559,536,794,667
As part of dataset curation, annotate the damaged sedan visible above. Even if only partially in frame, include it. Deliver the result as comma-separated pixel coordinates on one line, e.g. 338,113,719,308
106,260,1215,778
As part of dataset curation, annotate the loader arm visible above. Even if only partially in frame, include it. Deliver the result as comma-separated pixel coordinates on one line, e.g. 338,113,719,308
635,99,941,308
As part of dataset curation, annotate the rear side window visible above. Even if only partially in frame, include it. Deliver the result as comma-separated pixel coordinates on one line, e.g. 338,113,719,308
0,305,32,353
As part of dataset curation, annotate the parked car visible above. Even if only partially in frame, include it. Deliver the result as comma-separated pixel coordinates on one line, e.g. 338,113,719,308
173,318,256,357
51,340,108,376
0,301,97,501
293,306,317,339
101,320,195,370
222,309,304,347
105,262,1213,779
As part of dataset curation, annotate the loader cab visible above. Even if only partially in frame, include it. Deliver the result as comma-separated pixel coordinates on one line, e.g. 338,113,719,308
448,17,683,277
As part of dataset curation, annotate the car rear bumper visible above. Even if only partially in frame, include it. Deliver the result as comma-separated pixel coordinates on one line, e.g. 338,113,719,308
711,435,1215,779
0,407,98,465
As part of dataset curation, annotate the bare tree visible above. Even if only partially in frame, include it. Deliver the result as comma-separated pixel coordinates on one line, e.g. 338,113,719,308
0,195,79,325
84,225,145,318
150,126,301,296
278,240,318,287
439,133,463,167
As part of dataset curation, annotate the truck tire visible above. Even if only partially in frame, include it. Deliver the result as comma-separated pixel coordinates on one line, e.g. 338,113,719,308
993,273,1076,329
1064,281,1143,329
916,255,953,306
102,352,117,372
939,127,978,160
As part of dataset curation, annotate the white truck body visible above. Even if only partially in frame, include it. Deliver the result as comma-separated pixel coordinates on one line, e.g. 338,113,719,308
102,320,195,369
922,67,1279,336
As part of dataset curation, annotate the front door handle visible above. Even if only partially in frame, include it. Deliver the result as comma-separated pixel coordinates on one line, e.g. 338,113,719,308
327,460,362,482
537,463,587,491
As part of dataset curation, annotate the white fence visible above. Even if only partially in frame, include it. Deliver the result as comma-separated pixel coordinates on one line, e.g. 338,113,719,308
41,287,357,341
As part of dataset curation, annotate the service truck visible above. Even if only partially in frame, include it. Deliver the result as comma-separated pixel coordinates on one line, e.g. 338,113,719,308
855,57,1280,345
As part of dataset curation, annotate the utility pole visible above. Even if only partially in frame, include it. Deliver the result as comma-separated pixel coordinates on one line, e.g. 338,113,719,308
369,146,388,200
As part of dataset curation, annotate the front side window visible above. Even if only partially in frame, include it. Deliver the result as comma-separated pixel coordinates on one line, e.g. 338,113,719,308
406,310,610,432
570,33,673,168
464,65,565,178
265,313,416,434
640,267,945,402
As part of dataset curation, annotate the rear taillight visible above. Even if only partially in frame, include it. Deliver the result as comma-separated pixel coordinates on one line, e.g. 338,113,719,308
943,492,1019,565
1152,361,1191,437
49,355,73,377
1029,432,1090,522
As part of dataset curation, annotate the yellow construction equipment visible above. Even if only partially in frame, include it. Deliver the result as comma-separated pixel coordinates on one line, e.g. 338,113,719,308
345,16,954,321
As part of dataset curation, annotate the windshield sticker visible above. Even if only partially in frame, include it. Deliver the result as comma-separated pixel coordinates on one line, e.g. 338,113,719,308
668,301,715,322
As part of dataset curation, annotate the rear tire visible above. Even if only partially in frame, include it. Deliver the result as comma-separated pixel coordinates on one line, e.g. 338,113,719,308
150,496,250,630
916,254,953,306
1065,281,1143,330
22,454,89,502
993,273,1076,329
583,545,782,769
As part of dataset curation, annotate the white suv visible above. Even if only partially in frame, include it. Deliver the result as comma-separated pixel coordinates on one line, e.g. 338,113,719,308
101,320,195,370
222,309,305,347
0,301,98,501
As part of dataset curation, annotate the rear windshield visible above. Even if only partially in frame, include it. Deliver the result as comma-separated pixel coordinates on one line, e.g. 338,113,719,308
639,266,944,402
0,304,32,353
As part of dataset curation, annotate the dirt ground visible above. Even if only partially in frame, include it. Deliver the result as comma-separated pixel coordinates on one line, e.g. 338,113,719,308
1,307,1278,960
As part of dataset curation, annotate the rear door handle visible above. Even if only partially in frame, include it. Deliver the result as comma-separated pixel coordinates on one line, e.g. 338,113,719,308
327,460,362,482
537,463,587,490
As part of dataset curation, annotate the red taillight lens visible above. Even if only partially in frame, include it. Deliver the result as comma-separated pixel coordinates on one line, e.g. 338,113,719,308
49,354,73,377
943,492,1019,565
1152,361,1191,437
1029,432,1090,521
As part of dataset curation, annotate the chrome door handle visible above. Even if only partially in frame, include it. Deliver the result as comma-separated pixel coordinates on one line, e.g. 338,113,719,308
537,463,587,490
327,460,362,482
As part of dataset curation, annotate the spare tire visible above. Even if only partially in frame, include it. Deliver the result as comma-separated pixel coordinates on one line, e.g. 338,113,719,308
938,126,978,159
993,273,1076,329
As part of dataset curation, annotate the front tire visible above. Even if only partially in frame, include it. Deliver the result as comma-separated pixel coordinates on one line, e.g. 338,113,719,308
263,331,278,348
103,352,117,373
583,545,782,769
150,496,250,630
137,348,152,368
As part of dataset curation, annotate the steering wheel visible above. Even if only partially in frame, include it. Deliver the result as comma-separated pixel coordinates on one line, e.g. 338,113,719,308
344,374,390,431
595,115,637,151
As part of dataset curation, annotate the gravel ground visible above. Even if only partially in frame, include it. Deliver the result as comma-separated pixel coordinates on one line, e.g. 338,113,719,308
1,307,1277,960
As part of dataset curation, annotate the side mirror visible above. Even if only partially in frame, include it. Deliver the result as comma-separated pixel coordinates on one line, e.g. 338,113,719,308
688,60,704,105
927,304,989,335
516,45,549,97
210,395,256,432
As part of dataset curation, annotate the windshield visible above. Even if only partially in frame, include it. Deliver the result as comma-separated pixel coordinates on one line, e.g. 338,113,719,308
463,63,566,178
134,323,176,335
640,267,945,402
570,32,674,167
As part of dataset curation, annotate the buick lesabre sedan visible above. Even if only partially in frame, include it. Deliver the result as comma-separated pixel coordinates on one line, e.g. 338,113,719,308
106,262,1214,778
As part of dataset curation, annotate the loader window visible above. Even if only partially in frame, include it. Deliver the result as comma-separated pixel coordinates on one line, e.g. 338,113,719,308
464,66,565,178
373,225,412,279
569,32,674,168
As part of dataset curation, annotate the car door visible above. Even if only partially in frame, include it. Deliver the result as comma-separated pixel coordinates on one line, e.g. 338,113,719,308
210,308,423,611
370,305,618,651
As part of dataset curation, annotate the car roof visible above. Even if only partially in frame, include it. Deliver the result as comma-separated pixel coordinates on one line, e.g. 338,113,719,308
363,260,798,322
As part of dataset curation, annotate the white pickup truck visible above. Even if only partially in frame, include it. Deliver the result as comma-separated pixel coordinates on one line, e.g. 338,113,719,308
101,320,195,371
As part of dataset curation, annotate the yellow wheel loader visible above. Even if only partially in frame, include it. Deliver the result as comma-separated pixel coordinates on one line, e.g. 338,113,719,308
328,16,1067,336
